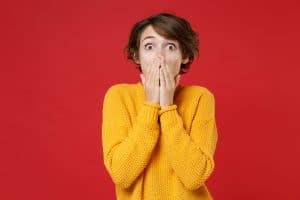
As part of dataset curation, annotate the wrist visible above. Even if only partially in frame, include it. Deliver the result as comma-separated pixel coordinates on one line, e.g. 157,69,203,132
161,103,174,109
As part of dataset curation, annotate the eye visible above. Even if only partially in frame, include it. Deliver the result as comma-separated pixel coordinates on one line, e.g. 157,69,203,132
144,43,153,50
167,43,176,51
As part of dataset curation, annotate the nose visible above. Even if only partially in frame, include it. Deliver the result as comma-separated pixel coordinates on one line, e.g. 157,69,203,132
156,48,165,68
156,46,165,58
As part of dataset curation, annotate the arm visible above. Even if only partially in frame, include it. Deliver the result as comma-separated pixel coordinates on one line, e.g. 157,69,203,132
101,86,160,189
158,91,218,190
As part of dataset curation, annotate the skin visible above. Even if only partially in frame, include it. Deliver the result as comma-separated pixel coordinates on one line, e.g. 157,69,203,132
134,25,189,108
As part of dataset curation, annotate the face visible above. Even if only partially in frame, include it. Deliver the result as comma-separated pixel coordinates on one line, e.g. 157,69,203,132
134,25,189,81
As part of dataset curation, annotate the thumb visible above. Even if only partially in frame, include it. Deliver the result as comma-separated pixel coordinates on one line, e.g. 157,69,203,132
175,74,181,86
140,73,145,85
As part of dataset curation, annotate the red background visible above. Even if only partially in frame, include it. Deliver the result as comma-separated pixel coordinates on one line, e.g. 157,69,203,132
1,0,300,199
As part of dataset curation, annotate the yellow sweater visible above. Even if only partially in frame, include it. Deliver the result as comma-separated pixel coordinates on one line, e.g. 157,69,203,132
101,81,218,200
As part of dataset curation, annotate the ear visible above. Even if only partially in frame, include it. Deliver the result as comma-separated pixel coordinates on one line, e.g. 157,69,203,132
134,58,140,64
182,57,189,64
133,53,140,64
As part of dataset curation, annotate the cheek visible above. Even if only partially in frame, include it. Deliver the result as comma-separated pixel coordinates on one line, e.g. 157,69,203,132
139,53,158,74
165,56,181,75
166,53,182,64
139,50,155,64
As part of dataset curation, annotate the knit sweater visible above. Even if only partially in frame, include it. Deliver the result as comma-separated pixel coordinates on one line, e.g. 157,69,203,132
101,81,218,200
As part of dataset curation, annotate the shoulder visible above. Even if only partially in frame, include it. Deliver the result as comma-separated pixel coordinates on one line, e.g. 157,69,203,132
182,85,216,119
180,84,215,100
104,82,137,100
105,83,128,94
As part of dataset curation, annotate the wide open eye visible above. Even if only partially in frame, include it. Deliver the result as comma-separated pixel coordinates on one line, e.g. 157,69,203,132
167,43,176,51
145,43,153,50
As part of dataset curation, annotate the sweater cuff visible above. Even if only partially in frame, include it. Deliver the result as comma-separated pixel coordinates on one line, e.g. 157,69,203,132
159,104,182,129
137,101,160,127
159,104,177,116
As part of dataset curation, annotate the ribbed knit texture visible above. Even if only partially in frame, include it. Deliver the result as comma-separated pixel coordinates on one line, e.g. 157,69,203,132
101,81,218,200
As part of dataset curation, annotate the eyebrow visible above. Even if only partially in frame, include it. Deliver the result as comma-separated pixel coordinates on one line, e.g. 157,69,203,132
141,36,178,45
142,36,155,42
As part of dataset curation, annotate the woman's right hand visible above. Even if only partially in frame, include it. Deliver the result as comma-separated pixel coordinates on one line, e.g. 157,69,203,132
139,58,160,104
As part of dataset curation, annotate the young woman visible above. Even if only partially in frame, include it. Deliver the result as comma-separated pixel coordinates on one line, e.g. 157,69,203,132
102,12,218,200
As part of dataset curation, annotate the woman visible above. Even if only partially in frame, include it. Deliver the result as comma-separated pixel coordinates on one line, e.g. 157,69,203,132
102,12,218,200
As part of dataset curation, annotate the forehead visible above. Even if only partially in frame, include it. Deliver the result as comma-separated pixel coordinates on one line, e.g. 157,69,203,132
140,25,177,43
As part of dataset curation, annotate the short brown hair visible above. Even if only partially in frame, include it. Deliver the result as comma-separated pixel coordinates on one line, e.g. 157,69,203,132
124,12,199,74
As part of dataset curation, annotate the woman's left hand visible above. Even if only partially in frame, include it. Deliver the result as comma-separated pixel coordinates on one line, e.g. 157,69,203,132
159,57,181,108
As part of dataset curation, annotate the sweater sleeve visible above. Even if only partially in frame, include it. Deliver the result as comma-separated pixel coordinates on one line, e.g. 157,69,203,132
158,91,218,191
101,85,160,189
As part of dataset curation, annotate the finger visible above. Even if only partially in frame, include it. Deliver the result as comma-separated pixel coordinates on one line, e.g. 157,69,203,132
154,60,160,86
164,63,175,88
160,67,166,88
160,57,173,87
150,63,159,86
159,57,167,87
144,58,156,80
161,67,171,88
141,70,146,85
143,64,151,80
161,56,166,69
175,74,181,86
154,66,159,88
141,63,149,78
150,58,160,85
148,66,155,86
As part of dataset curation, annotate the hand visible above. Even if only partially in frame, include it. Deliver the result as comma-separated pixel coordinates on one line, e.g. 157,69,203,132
139,58,160,104
159,56,181,108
